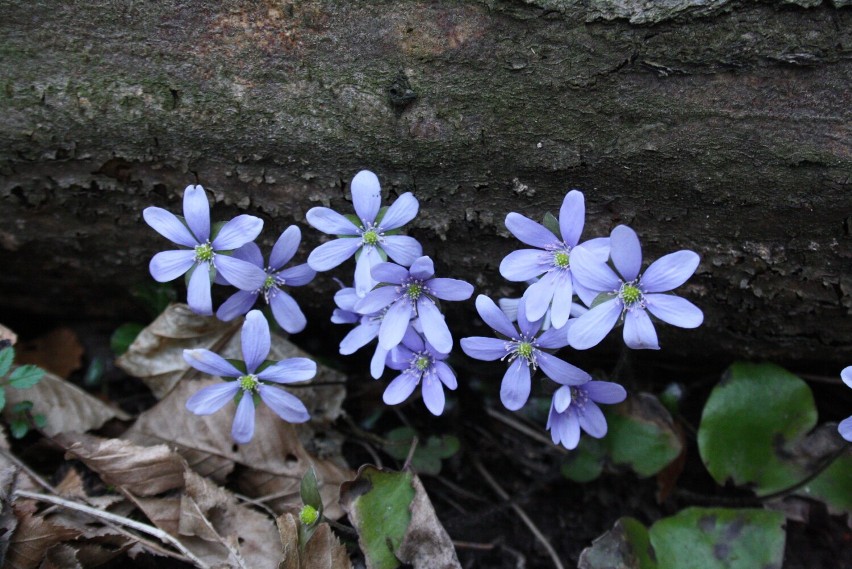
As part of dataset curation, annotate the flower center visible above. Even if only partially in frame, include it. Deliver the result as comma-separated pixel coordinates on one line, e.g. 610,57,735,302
516,341,533,360
570,386,589,408
553,251,570,269
414,355,431,371
299,505,319,526
263,275,276,290
619,283,643,306
362,229,379,246
239,374,259,392
194,242,214,263
406,282,423,301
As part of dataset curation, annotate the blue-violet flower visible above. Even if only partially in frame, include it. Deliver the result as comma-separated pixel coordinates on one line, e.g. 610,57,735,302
333,285,392,379
385,329,457,415
546,381,627,450
840,366,852,442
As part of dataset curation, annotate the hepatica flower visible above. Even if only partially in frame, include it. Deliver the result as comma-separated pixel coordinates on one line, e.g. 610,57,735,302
384,329,457,416
307,170,422,295
547,381,626,450
499,190,609,329
333,285,393,379
354,256,474,354
184,310,314,444
144,185,266,316
216,226,316,333
569,225,703,350
461,295,590,411
840,366,852,442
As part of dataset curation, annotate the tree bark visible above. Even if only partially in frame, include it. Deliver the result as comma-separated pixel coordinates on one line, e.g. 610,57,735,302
1,0,850,366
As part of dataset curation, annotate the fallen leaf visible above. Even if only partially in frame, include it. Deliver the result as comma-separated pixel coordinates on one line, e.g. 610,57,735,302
278,513,352,569
16,328,84,380
5,506,81,569
0,324,17,346
37,544,81,569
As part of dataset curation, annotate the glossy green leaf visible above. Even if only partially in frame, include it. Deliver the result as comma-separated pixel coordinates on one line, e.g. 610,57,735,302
0,347,14,377
605,394,682,478
111,322,145,355
9,365,45,389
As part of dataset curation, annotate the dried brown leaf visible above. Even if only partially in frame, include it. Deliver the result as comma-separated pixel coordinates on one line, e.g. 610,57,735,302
5,507,81,569
396,474,461,569
0,324,17,345
37,544,81,569
16,328,84,379
277,513,352,569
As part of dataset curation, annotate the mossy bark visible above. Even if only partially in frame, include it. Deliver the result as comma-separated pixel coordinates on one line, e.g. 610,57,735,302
1,0,850,366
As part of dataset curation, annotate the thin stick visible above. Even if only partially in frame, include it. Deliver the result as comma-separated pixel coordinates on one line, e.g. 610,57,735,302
452,540,495,551
14,489,212,569
234,492,278,518
473,460,566,569
486,408,564,449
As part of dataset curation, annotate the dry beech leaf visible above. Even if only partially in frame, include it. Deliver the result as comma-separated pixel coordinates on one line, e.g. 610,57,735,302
54,468,124,511
4,370,129,436
37,544,81,569
5,506,81,569
0,324,17,345
16,327,84,379
0,466,19,562
278,513,352,569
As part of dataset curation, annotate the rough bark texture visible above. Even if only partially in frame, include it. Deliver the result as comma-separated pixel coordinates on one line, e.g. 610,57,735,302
1,0,850,366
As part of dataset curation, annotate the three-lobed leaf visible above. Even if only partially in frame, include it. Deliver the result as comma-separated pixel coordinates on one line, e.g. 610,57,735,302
0,347,13,377
9,365,45,389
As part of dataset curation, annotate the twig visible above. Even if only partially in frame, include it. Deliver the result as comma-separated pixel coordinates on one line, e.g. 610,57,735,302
234,492,278,518
452,540,495,551
473,460,565,569
486,408,564,450
403,435,419,470
13,489,212,569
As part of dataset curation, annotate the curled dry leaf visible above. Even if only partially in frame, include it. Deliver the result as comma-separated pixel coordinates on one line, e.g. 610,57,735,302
15,327,84,379
278,513,352,569
0,323,17,345
5,503,82,569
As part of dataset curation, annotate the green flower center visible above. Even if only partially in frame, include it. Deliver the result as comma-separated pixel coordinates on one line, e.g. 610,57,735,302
239,374,259,392
407,283,423,300
362,230,379,246
415,356,430,371
553,251,570,268
621,284,642,306
299,505,319,526
263,275,276,290
516,342,533,359
194,242,214,262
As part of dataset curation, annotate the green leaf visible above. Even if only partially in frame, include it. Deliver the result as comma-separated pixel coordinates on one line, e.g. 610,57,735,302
542,211,560,236
300,466,323,513
578,516,655,569
605,394,683,478
0,387,5,413
590,292,617,309
11,400,33,413
83,357,106,388
33,414,47,429
9,365,45,389
561,437,605,483
382,428,460,476
131,282,177,318
9,419,28,439
0,347,14,378
111,322,145,355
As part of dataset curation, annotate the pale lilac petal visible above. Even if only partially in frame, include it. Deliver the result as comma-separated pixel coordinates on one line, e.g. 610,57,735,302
401,327,425,352
418,299,452,353
231,394,256,444
380,192,419,230
573,280,599,307
610,225,642,281
379,299,413,350
371,262,410,285
505,213,558,248
553,385,572,413
186,381,240,414
143,207,198,247
307,238,361,271
501,358,531,411
645,294,704,329
499,249,550,282
842,366,852,389
422,375,445,416
641,251,700,293
149,250,196,282
371,345,389,379
559,190,585,246
182,185,210,242
498,298,519,322
184,349,243,378
334,287,360,311
558,409,581,449
549,271,574,329
623,309,659,350
579,401,608,438
576,237,611,262
332,309,359,325
585,381,627,404
839,416,852,442
305,207,360,235
435,361,457,390
475,295,518,339
269,225,302,269
381,235,422,266
270,290,307,334
383,373,419,405
351,170,382,223
427,278,473,301
570,246,621,292
387,345,412,370
568,300,622,350
355,285,399,314
241,310,271,373
277,263,315,287
354,245,382,296
187,264,213,316
538,352,591,385
340,321,381,355
211,215,263,251
409,256,435,280
214,255,267,291
258,385,310,423
257,357,316,383
523,271,559,322
537,326,570,349
217,290,258,321
516,298,543,339
460,337,509,361
231,242,264,268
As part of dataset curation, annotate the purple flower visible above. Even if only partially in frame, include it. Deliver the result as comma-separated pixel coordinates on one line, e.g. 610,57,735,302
183,310,314,444
354,256,474,354
333,285,392,379
498,294,588,332
498,190,610,328
306,170,422,295
568,225,703,350
460,295,590,411
216,226,316,333
839,366,852,442
546,381,627,450
384,329,457,416
144,185,267,316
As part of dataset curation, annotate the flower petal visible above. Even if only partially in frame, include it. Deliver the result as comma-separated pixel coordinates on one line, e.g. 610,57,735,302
379,299,412,350
332,308,359,325
231,241,264,268
576,237,611,262
149,250,196,282
277,263,316,287
371,262,410,285
568,300,622,350
585,381,627,405
258,385,310,423
522,271,558,323
211,215,264,251
623,309,659,350
557,408,581,449
340,321,381,355
305,207,360,235
537,325,570,349
422,374,445,416
645,294,704,329
842,366,852,389
569,246,622,292
241,310,271,373
354,245,382,296
371,345,389,379
307,238,361,271
334,287,360,311
559,190,585,246
640,250,700,293
475,295,518,339
500,358,531,411
553,385,572,413
214,255,267,291
460,337,509,361
269,225,302,269
143,207,198,247
355,285,399,314
216,290,258,321
380,192,419,230
186,381,240,415
610,225,642,281
499,249,550,282
383,373,419,405
427,278,473,301
578,401,608,438
516,298,543,339
417,299,452,353
549,270,574,329
498,297,519,322
231,394,256,444
184,349,243,377
409,256,435,281
538,352,591,385
839,416,852,442
183,185,211,242
270,290,307,334
381,235,422,266
257,357,316,383
505,213,558,248
435,361,457,390
187,264,213,316
351,170,382,224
